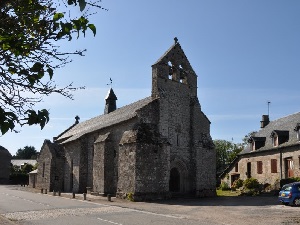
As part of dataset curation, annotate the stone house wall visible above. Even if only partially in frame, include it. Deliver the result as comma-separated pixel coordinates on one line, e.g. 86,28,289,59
222,145,300,187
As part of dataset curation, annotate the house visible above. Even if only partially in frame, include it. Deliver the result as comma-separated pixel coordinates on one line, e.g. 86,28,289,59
0,146,12,184
221,113,300,188
36,39,216,200
11,159,37,170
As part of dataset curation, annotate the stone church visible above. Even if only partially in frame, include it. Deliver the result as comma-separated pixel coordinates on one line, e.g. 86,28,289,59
36,39,216,201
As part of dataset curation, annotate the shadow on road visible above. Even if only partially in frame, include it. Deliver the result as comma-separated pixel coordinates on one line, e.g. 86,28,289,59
144,195,280,207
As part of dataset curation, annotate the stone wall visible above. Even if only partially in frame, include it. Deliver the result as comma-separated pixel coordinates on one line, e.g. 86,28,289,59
36,140,64,192
222,145,300,187
93,132,115,194
150,42,216,197
64,140,81,192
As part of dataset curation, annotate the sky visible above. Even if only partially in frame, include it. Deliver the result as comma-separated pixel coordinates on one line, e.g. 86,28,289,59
1,0,300,156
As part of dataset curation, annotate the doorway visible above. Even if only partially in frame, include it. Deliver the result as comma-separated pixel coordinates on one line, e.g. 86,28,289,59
169,168,180,192
285,158,294,178
247,162,251,178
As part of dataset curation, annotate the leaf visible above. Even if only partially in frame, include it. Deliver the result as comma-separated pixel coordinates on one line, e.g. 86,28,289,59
78,0,87,11
47,67,53,79
53,13,64,21
25,109,49,129
0,122,11,135
31,62,44,72
88,24,96,36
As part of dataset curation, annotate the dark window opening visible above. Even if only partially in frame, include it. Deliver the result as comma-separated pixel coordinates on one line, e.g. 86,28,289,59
42,162,45,177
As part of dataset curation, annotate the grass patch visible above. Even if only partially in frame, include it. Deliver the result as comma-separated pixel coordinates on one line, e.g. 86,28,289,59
216,189,241,197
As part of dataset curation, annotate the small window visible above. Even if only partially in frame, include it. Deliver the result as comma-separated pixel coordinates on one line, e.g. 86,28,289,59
271,159,277,173
273,135,278,147
251,142,255,151
297,130,300,141
235,163,238,172
257,161,263,174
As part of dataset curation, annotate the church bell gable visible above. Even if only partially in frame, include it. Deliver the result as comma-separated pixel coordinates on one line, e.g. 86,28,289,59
151,38,198,99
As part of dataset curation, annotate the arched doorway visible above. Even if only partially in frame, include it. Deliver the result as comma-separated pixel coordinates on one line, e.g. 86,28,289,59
169,168,180,192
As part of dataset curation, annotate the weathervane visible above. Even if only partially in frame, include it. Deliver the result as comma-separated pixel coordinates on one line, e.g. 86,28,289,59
107,78,113,88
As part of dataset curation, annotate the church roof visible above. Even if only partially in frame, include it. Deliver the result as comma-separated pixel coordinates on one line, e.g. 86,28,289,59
241,112,300,154
57,96,155,144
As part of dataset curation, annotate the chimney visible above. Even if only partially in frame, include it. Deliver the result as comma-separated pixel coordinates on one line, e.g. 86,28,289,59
260,115,270,128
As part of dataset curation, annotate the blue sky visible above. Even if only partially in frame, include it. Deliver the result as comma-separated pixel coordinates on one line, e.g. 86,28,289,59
2,0,300,155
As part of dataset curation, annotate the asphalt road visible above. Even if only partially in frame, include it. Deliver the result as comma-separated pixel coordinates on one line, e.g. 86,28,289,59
0,185,299,225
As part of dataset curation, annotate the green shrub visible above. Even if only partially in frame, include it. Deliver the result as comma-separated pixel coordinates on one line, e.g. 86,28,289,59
219,181,230,191
126,192,134,201
9,173,29,185
232,179,244,189
280,177,300,188
243,178,259,189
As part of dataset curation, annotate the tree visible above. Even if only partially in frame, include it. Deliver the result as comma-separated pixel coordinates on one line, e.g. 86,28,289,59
214,139,243,175
0,0,105,135
242,131,257,147
13,146,38,159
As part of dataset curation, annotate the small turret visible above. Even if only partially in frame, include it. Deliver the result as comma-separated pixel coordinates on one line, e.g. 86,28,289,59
104,88,117,114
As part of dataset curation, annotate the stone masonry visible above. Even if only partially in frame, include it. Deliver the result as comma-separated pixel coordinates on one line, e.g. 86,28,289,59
37,39,216,200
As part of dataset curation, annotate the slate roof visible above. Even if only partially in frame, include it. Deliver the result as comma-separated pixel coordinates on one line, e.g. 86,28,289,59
56,96,156,144
11,159,37,167
241,112,300,154
105,88,117,100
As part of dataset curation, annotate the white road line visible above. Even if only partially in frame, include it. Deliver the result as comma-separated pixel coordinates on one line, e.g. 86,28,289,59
97,217,123,225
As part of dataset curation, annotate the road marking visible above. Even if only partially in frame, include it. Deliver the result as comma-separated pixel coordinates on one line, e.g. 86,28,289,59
97,217,123,225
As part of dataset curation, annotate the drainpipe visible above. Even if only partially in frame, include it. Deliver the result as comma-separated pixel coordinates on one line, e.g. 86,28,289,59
279,148,282,180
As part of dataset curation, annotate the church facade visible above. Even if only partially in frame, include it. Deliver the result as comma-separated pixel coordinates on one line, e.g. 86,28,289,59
36,40,216,201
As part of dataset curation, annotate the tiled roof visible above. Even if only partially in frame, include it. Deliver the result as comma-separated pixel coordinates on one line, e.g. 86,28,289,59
57,96,155,144
241,112,300,154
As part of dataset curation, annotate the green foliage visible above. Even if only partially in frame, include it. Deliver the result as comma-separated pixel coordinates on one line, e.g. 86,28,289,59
214,139,243,174
0,0,103,134
13,146,38,159
21,164,34,173
126,192,134,201
219,181,230,191
242,131,257,147
243,178,260,189
232,178,244,189
280,177,300,188
9,173,29,185
216,189,240,197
